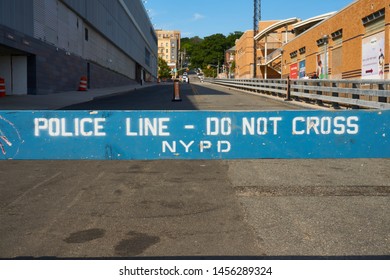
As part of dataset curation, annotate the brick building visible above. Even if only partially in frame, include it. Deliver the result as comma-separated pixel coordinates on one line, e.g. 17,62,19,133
234,0,389,81
282,0,389,80
282,0,390,79
235,30,254,79
225,46,236,78
155,30,181,73
235,19,298,79
255,19,298,79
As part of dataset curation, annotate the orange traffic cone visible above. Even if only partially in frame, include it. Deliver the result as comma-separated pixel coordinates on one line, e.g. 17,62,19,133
78,76,88,91
0,77,6,97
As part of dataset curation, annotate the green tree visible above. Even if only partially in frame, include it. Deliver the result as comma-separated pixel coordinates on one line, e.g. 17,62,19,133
202,33,226,66
203,67,217,78
181,36,202,57
181,32,243,72
158,57,172,79
181,36,203,69
226,31,243,48
230,61,236,73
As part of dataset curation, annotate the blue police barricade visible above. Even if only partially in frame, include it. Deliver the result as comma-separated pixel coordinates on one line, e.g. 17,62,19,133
0,110,389,160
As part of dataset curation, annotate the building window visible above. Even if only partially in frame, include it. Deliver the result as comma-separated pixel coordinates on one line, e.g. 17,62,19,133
331,29,343,40
290,50,297,58
316,37,328,46
362,8,385,26
85,28,89,41
145,48,151,67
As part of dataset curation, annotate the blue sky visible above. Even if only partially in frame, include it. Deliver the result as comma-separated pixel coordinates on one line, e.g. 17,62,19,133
145,0,355,38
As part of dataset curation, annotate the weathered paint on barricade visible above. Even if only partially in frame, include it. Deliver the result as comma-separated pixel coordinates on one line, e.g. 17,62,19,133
0,110,389,160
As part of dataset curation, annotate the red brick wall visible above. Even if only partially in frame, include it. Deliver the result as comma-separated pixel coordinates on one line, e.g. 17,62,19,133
282,0,390,79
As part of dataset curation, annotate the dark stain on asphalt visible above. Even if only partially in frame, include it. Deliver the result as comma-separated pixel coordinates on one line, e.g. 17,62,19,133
114,189,123,195
114,231,160,256
64,228,106,243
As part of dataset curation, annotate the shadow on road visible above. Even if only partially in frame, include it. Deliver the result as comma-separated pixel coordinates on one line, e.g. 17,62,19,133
61,83,222,110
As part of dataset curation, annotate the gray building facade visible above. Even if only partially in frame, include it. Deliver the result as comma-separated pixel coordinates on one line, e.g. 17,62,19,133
0,0,157,95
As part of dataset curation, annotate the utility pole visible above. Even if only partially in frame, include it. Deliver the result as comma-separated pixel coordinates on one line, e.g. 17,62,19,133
253,0,261,78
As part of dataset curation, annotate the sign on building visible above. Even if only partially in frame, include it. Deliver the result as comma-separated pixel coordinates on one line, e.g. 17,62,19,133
362,31,385,79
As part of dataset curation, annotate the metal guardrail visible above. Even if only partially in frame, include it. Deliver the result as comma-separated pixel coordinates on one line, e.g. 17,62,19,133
207,78,390,109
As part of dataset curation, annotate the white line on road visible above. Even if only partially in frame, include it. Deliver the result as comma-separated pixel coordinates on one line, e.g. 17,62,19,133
5,172,62,208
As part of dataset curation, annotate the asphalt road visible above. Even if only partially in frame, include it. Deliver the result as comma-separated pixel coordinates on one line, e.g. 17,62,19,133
62,78,304,111
0,79,389,258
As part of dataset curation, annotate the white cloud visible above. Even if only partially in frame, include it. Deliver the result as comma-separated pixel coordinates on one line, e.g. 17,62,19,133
192,13,205,21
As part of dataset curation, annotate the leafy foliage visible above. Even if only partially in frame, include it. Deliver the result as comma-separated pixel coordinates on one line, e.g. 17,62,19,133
158,57,172,79
180,32,243,73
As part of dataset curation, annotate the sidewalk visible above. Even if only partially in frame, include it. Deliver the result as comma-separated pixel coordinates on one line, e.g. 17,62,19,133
0,83,156,110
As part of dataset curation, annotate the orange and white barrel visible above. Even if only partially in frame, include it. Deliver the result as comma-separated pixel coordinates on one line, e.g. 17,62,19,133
78,76,88,91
